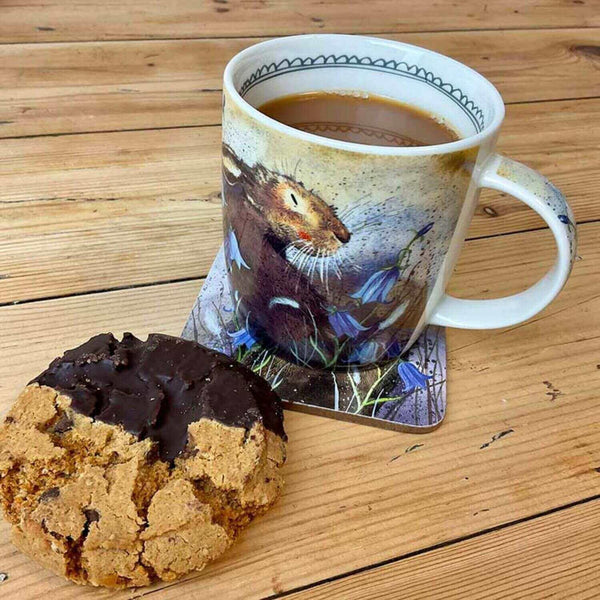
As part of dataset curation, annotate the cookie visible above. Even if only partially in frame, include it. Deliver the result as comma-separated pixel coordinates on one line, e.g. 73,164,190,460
0,333,286,588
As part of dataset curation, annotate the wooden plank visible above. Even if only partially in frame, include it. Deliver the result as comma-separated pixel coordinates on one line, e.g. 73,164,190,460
0,126,222,304
0,223,598,599
1,29,600,138
286,499,600,600
1,1,598,44
1,97,598,304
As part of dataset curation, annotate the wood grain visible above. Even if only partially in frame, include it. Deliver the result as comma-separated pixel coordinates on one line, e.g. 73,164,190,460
1,1,598,43
1,29,599,138
286,499,600,600
1,98,598,304
0,0,599,596
0,223,598,599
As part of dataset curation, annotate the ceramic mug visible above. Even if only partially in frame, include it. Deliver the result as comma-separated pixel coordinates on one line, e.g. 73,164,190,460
221,34,576,368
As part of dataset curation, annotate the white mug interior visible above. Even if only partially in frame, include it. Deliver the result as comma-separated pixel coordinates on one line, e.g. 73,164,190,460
225,34,505,155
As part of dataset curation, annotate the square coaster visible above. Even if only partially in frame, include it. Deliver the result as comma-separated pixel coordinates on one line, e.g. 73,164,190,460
182,246,446,432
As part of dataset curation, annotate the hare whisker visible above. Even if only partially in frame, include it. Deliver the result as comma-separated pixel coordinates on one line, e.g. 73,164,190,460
319,251,325,283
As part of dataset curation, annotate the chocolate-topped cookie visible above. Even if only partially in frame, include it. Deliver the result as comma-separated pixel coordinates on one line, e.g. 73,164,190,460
0,333,287,588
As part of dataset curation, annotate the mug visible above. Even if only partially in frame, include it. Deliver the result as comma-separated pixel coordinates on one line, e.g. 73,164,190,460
221,34,576,368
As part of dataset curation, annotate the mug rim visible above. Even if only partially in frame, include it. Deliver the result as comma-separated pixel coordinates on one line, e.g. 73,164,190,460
224,34,505,156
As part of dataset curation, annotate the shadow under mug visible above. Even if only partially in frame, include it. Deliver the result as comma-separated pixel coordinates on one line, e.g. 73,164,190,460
220,34,577,368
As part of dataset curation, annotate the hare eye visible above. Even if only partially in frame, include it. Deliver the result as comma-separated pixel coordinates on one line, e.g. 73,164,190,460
290,192,298,206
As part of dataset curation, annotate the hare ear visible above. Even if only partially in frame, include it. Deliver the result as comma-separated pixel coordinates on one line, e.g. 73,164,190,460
222,153,242,180
222,143,246,179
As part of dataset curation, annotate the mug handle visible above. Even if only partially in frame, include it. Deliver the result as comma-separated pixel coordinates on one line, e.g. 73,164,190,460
430,154,577,329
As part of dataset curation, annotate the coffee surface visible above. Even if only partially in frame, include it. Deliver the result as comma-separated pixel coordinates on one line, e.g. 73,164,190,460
258,91,459,147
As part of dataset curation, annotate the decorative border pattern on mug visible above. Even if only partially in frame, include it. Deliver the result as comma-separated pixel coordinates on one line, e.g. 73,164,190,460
238,54,486,132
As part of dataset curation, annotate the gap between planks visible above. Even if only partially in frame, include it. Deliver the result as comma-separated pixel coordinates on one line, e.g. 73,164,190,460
1,28,599,139
1,0,598,43
279,496,600,600
2,95,600,143
1,25,600,46
2,218,599,309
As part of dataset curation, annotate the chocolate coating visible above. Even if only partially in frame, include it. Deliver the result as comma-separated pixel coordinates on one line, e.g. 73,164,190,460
33,333,286,462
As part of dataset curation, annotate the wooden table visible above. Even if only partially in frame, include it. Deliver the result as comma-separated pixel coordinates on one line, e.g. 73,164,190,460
1,2,599,598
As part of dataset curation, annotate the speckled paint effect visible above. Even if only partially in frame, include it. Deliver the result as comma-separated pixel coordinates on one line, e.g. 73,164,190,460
497,157,577,266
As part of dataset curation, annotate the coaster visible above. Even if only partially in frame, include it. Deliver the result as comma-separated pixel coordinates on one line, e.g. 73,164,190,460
182,246,446,432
